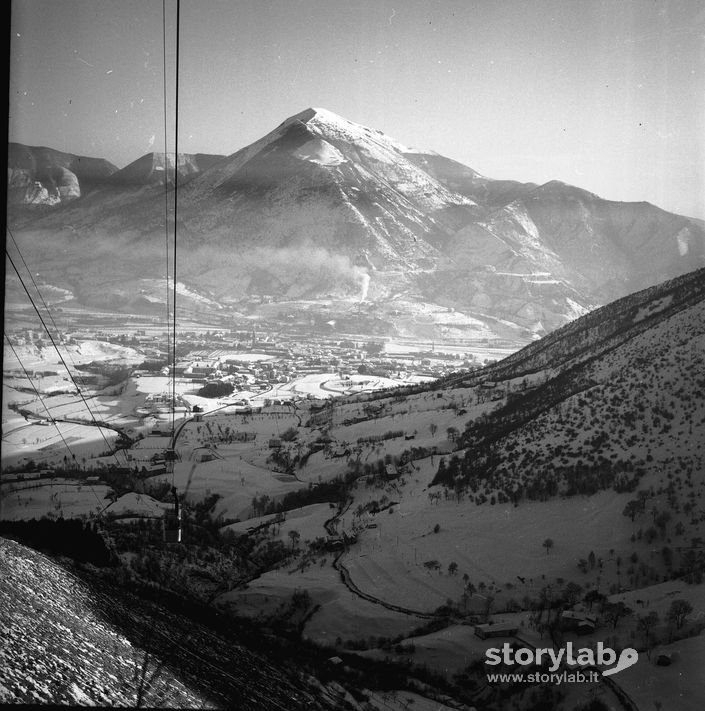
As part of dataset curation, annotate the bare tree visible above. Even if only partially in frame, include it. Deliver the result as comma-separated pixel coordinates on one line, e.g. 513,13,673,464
667,599,693,631
637,611,659,659
623,500,641,522
288,529,301,551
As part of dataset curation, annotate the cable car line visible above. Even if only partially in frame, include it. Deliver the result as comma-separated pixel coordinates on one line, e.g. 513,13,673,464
4,332,110,516
5,248,127,466
171,0,181,441
6,232,119,519
6,229,65,343
162,0,173,437
161,0,182,544
6,229,100,397
3,333,76,461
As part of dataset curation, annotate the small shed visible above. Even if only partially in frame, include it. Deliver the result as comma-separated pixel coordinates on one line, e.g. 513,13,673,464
192,448,216,463
560,610,597,634
474,622,518,639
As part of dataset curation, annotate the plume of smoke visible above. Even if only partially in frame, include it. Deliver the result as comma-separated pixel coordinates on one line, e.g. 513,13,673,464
17,229,373,304
358,271,370,301
187,240,371,299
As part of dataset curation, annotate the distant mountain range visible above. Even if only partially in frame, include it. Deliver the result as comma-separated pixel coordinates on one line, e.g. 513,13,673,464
7,109,704,342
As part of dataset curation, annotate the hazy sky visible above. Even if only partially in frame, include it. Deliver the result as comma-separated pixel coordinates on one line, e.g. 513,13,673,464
9,0,705,218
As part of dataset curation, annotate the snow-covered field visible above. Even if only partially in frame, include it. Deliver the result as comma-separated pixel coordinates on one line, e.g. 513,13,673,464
616,634,705,711
0,479,111,521
217,561,420,646
216,466,650,643
1,409,120,469
2,352,150,468
341,487,639,610
4,341,144,372
103,492,167,519
223,503,334,543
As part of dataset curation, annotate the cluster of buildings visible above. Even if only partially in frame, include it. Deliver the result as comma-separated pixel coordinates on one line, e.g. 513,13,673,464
158,339,477,393
6,317,482,396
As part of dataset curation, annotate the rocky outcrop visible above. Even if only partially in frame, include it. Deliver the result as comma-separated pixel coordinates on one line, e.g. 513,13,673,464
7,143,117,206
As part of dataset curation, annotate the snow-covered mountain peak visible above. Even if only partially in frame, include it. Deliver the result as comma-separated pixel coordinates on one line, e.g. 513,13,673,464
13,109,703,344
265,107,472,211
284,107,417,154
290,107,348,126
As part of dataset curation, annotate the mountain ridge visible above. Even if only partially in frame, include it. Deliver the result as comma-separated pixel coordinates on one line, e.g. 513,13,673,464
7,108,704,343
7,143,118,207
429,266,705,501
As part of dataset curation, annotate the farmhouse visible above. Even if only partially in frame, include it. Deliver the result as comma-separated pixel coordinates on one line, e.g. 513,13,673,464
474,622,519,639
560,610,597,635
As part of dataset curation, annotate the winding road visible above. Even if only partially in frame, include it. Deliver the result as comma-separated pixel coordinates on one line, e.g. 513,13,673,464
323,502,442,620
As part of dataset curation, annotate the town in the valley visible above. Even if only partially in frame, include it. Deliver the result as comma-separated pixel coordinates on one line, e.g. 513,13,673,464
2,301,516,475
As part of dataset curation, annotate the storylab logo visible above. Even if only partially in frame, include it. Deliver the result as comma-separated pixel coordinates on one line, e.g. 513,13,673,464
485,642,639,684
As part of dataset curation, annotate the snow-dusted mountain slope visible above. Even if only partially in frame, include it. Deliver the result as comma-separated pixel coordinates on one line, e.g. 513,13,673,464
431,266,705,497
268,267,704,513
275,265,704,512
7,109,704,341
109,151,225,186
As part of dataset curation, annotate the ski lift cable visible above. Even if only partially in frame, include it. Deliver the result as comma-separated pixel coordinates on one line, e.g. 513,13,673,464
162,0,183,545
6,240,119,521
160,0,179,450
162,0,172,431
6,230,96,393
3,332,76,461
5,248,127,466
4,332,109,516
171,0,181,441
7,230,65,343
6,246,126,465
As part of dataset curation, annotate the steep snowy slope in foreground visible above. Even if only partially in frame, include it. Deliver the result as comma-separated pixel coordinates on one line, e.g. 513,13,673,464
0,537,206,707
0,537,355,709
